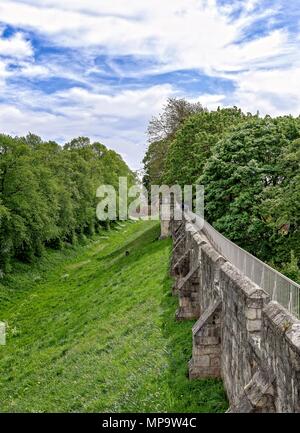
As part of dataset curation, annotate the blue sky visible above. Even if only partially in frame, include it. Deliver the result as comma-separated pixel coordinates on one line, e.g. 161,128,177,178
0,0,299,169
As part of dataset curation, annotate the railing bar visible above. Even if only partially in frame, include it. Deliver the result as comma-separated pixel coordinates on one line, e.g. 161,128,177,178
189,211,300,289
185,210,300,320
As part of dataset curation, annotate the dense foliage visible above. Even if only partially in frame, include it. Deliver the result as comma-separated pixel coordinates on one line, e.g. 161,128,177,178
0,133,135,273
143,100,300,281
164,107,249,187
143,98,204,191
199,116,300,268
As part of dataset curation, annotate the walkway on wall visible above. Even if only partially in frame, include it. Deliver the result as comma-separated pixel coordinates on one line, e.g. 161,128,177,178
186,210,300,319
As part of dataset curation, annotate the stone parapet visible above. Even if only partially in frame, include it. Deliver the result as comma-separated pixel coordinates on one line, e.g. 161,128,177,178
166,212,300,413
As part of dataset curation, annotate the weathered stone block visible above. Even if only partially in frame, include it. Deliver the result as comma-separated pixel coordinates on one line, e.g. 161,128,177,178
194,355,210,367
245,308,258,320
210,356,221,367
189,299,222,379
247,320,262,333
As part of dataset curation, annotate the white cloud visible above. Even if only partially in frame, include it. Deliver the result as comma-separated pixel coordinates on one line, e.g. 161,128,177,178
0,0,299,169
231,66,300,116
0,83,176,168
0,31,33,58
189,93,226,110
0,0,289,74
53,84,176,119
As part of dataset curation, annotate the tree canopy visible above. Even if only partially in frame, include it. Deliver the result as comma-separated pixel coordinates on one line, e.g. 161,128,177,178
143,101,300,281
143,98,205,190
199,116,300,265
0,134,135,273
164,106,248,187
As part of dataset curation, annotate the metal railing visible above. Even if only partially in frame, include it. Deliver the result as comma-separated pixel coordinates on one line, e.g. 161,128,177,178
186,210,300,320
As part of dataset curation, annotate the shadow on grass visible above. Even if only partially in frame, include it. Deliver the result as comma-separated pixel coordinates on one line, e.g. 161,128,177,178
99,223,160,262
159,273,228,413
103,223,228,412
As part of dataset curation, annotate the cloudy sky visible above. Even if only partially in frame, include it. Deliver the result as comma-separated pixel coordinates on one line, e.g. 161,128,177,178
0,0,299,169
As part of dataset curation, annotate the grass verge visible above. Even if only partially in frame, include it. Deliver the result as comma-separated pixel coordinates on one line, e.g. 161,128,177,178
0,220,228,412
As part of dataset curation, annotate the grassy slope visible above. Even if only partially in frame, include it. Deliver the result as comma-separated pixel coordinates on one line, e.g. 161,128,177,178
0,220,227,413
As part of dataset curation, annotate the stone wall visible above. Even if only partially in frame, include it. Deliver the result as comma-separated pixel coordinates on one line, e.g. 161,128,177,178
166,214,300,413
260,302,300,412
220,262,269,409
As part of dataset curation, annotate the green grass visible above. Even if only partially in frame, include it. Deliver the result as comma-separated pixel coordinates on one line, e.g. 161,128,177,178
0,220,228,413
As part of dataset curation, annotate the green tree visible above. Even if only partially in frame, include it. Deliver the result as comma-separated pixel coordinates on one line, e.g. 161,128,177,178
143,98,204,190
164,107,248,186
199,116,300,261
0,133,134,274
259,135,300,265
142,139,168,191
